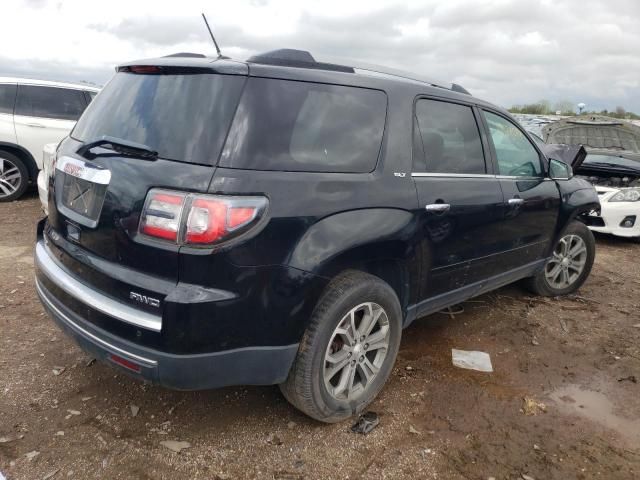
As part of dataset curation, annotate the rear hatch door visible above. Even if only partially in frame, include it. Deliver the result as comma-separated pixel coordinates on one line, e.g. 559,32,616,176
46,61,247,290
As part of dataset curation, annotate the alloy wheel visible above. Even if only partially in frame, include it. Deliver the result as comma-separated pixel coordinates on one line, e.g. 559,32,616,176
0,157,22,199
545,234,587,289
323,302,390,401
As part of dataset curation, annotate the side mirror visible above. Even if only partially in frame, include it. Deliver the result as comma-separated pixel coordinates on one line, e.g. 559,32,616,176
548,158,573,180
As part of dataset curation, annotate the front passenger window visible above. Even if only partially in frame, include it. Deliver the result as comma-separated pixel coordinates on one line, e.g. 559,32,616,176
483,111,542,177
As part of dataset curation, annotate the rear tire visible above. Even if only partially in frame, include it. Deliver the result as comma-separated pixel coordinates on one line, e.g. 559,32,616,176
280,271,402,423
0,151,29,202
525,220,595,296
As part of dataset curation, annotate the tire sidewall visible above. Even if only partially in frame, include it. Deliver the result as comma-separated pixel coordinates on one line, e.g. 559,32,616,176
309,278,402,421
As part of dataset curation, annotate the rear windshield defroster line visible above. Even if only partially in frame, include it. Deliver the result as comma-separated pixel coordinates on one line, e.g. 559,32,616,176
72,72,246,166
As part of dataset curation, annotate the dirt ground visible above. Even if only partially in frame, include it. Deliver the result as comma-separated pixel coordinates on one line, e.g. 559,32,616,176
1,193,639,480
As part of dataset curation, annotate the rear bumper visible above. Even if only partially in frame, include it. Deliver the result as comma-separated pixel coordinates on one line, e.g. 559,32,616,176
34,240,299,390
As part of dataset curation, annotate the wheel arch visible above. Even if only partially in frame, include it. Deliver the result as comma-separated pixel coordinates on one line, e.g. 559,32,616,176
287,208,421,320
0,142,39,182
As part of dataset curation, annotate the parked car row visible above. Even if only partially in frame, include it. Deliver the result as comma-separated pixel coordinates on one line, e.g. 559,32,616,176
0,77,99,201
33,49,599,422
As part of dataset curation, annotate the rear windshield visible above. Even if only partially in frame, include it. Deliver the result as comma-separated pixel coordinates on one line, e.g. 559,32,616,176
219,77,387,173
72,72,245,165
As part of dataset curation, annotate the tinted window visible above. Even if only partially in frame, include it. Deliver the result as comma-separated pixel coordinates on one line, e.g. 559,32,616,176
16,85,87,121
483,111,542,177
72,73,245,165
219,78,387,173
414,99,486,174
0,84,16,114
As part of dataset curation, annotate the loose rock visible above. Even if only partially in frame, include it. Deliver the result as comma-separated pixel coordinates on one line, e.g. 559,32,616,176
522,397,547,415
43,468,60,479
25,450,40,461
160,440,191,453
266,433,283,445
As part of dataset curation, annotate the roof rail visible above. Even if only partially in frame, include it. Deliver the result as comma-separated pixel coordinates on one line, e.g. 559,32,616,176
315,54,458,92
246,49,468,94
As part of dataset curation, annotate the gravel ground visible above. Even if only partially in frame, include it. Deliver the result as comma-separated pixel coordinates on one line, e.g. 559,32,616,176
1,193,639,479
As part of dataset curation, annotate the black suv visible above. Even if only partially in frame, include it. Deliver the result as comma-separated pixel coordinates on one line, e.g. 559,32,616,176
35,49,599,422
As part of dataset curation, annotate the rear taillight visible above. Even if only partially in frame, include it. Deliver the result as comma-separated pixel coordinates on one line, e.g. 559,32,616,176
139,189,268,246
140,191,185,241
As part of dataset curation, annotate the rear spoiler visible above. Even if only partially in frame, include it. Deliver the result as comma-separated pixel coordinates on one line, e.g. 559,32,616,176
541,144,588,170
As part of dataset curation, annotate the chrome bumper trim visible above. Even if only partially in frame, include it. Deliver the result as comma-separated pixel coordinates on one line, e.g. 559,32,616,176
35,241,162,332
36,280,157,367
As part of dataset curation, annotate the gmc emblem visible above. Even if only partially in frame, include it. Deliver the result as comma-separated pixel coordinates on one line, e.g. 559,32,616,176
129,292,160,308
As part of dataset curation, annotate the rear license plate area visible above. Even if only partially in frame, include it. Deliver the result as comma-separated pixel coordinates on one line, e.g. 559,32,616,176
55,156,110,228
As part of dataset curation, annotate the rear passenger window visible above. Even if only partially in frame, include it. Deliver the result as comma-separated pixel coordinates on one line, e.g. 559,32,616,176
0,84,16,114
15,85,87,121
483,111,542,177
219,78,387,173
414,99,486,174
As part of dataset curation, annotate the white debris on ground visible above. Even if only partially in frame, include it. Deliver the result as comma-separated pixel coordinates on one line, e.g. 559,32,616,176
452,349,494,372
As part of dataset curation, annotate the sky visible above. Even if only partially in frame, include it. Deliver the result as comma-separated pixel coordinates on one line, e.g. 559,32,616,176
1,0,639,112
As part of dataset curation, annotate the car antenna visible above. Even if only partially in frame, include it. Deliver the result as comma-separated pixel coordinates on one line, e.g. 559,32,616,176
201,13,226,58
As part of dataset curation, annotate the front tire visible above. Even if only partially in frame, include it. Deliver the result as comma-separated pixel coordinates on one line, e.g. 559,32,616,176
525,220,595,296
0,151,29,202
280,271,402,423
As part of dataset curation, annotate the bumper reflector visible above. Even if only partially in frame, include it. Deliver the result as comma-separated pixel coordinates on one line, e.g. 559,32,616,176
109,354,142,373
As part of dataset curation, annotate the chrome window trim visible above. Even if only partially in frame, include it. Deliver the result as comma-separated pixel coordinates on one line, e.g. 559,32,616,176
36,280,157,367
411,172,549,180
35,241,162,332
411,172,495,178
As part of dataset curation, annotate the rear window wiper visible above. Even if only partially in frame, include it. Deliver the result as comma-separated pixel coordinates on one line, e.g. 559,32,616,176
77,135,158,160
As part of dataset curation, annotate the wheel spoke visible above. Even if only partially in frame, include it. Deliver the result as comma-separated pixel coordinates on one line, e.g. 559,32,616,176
546,263,562,279
334,326,355,346
365,326,389,352
356,358,379,387
559,238,569,256
3,172,20,182
325,351,351,382
358,305,381,338
568,243,586,258
332,365,352,397
0,180,15,196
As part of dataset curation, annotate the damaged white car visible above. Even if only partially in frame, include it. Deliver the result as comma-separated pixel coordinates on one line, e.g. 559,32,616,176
543,116,640,241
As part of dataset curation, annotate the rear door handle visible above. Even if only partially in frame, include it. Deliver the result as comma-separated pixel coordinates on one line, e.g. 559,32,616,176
425,203,451,213
508,198,524,206
26,122,45,128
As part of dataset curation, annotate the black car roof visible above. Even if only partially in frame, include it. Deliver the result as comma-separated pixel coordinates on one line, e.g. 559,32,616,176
117,49,504,113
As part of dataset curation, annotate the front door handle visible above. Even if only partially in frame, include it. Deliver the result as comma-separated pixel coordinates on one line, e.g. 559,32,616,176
26,122,45,128
426,203,451,213
508,198,524,206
